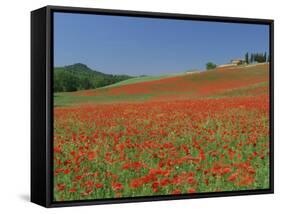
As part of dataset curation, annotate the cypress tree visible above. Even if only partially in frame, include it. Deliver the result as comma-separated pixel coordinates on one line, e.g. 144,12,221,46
245,52,249,64
250,54,253,63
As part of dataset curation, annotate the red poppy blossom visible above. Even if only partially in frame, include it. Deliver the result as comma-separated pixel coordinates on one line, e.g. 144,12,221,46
172,189,181,194
187,176,196,185
112,182,123,191
188,188,196,193
95,183,104,188
69,188,77,193
63,169,70,174
228,173,238,182
56,183,65,191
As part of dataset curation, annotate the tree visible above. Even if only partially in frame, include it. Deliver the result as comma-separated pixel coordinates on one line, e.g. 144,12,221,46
263,52,267,62
254,52,266,63
250,54,254,64
80,77,92,90
245,52,249,64
206,62,217,70
53,64,133,92
246,52,268,64
63,72,79,91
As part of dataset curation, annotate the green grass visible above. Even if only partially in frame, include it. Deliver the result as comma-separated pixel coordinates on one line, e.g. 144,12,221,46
102,70,196,88
54,93,154,107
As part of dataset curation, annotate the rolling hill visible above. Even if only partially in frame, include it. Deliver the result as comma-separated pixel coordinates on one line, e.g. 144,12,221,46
54,63,133,92
54,63,269,106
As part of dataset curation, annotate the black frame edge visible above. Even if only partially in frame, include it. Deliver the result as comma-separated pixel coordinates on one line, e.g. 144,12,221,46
46,6,53,208
31,6,49,207
46,5,273,24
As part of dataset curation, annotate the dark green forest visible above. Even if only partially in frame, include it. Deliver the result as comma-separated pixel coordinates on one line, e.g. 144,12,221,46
54,63,133,92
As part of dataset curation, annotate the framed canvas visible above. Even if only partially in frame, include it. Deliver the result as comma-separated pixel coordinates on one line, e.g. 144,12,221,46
31,5,274,207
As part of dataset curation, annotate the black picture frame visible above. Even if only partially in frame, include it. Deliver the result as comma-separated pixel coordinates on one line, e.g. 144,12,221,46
31,5,274,208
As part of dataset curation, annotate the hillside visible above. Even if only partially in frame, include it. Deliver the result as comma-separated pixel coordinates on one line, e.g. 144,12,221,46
102,70,198,89
54,63,133,92
54,63,269,106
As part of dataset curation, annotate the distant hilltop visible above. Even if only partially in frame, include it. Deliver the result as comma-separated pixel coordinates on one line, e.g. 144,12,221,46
218,59,269,69
209,52,269,70
54,63,133,92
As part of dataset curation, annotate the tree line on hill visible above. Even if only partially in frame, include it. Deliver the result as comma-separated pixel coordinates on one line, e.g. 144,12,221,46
205,52,270,70
245,52,269,64
54,63,133,92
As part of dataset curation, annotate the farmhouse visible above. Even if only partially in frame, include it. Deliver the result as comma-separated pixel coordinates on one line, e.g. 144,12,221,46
217,59,245,68
230,59,245,65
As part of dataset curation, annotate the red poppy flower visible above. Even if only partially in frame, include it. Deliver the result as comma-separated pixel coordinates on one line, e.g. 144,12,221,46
187,176,196,185
88,152,95,161
172,189,181,194
69,188,77,193
112,182,123,191
63,169,70,174
56,183,65,191
160,178,170,187
130,179,143,188
223,167,231,174
188,188,196,193
95,183,104,188
152,181,159,189
227,172,238,182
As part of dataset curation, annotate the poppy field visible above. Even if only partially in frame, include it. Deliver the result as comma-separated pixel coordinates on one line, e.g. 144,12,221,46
53,64,270,201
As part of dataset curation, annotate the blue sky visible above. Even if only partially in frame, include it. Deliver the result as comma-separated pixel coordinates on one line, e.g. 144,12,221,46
54,12,269,76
